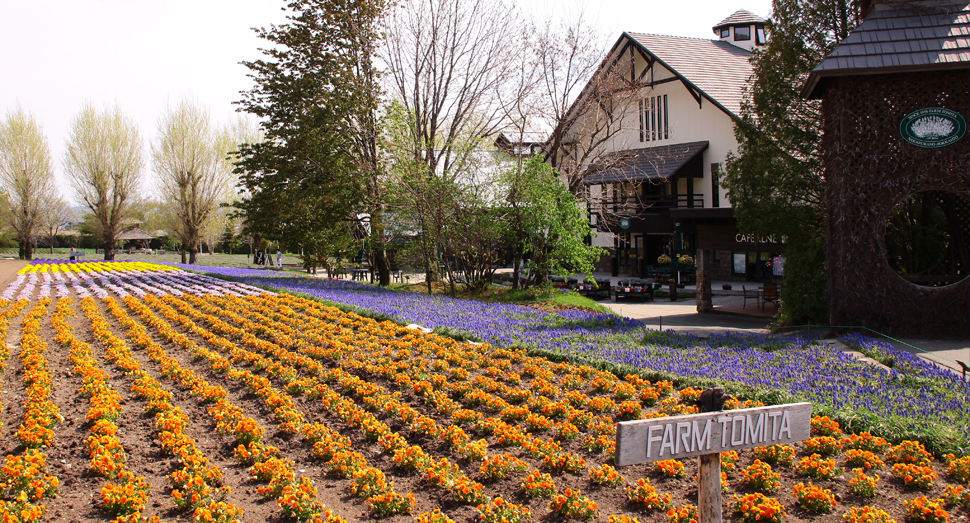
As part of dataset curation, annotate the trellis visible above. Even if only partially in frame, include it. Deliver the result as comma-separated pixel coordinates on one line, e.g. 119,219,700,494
821,69,969,338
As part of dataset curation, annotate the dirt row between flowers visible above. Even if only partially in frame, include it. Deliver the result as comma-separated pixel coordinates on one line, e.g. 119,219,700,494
0,267,967,523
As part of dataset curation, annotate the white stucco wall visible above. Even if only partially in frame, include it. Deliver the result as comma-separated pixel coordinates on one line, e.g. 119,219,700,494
567,42,742,209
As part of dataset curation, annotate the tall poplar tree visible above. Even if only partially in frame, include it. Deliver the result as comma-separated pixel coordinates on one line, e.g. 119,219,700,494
235,0,387,278
723,0,862,325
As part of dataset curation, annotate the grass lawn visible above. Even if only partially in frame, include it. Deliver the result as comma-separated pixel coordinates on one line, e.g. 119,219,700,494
389,280,615,314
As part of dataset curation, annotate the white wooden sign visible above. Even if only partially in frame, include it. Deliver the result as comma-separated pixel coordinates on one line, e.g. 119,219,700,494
615,402,812,467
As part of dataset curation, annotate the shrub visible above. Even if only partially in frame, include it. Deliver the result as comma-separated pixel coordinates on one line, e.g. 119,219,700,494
842,506,895,523
656,459,686,478
804,436,843,457
626,478,672,511
479,454,529,481
754,445,796,467
793,482,837,513
843,432,889,453
549,489,598,521
477,497,530,523
811,416,843,437
731,493,785,523
848,468,879,498
667,505,699,523
740,460,780,493
521,470,556,498
891,463,936,490
943,485,970,508
904,497,949,523
885,441,932,466
590,464,624,488
945,454,970,483
796,454,843,480
845,449,884,469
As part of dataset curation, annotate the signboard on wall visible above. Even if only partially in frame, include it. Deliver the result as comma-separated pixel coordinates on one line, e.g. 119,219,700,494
899,107,967,148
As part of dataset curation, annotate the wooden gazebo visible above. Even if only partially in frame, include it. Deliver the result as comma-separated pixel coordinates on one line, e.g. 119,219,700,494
115,227,157,251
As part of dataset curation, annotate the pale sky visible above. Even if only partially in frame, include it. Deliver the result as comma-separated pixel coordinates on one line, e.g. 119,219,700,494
0,0,772,203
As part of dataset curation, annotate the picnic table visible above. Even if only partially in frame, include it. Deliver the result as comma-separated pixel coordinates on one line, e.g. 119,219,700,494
350,268,369,281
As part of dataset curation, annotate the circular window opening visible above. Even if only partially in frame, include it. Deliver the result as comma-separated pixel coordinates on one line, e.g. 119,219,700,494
885,190,969,287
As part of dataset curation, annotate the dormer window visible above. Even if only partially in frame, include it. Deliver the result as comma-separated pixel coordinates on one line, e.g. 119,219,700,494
734,26,750,41
720,27,730,38
756,26,765,45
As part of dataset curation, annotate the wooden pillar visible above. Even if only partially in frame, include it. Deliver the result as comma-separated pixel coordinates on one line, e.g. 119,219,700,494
697,386,727,523
698,453,722,523
696,248,713,312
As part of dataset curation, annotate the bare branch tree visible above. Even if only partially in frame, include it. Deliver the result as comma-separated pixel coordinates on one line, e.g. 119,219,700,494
0,106,57,260
152,97,233,264
39,195,73,254
64,102,144,261
383,0,521,178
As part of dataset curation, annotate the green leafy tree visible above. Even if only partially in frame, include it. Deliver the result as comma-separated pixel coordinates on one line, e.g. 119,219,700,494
504,157,603,288
235,0,387,274
723,0,862,325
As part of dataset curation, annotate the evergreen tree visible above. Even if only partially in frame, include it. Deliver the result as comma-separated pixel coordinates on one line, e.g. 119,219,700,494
723,0,862,325
235,0,386,274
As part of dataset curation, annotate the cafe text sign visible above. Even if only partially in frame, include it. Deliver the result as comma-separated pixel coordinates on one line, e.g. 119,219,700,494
614,403,811,466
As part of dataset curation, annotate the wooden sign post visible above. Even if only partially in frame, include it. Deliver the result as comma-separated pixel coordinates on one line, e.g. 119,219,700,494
614,391,811,523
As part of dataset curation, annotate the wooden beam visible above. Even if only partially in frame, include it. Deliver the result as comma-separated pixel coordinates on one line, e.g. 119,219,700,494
682,80,703,108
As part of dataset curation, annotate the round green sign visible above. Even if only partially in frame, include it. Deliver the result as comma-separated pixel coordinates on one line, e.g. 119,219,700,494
619,218,631,230
899,107,967,148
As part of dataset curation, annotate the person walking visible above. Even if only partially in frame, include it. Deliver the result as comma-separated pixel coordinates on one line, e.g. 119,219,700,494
276,250,282,268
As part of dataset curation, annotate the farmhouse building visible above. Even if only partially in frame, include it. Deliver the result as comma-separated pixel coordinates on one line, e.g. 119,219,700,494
553,10,782,307
803,0,969,338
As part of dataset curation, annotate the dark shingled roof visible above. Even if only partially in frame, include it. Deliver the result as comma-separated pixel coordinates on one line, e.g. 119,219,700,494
582,141,709,184
115,227,156,241
627,33,755,116
803,1,970,98
713,10,767,30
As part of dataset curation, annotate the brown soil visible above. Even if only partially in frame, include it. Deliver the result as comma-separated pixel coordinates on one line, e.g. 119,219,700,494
3,275,966,523
526,302,604,315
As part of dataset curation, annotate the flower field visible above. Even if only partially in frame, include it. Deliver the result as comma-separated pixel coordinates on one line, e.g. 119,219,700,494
168,264,970,446
2,260,969,523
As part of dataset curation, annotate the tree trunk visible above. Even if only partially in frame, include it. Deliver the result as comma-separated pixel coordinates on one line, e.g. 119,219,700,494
24,240,32,261
103,236,115,261
370,212,391,286
188,242,198,264
180,243,188,264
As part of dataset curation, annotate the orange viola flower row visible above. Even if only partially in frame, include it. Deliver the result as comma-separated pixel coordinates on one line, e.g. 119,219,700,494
104,296,349,523
51,298,156,522
0,299,60,523
78,296,239,523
